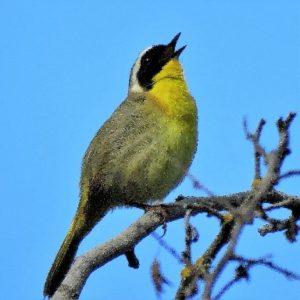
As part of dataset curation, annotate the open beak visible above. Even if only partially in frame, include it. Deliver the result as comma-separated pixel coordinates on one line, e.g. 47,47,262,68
168,32,187,58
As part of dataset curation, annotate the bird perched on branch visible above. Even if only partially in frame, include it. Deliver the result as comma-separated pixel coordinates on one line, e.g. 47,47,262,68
44,33,198,297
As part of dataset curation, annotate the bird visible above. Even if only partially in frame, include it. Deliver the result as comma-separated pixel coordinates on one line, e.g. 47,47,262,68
44,33,198,297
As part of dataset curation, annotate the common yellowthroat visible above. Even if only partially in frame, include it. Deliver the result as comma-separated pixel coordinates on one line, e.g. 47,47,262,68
44,33,198,297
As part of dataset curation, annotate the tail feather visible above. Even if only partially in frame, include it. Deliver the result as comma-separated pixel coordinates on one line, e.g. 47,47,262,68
44,183,108,297
43,215,84,297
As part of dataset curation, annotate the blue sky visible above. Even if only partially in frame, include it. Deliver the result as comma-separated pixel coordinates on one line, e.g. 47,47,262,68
0,1,299,299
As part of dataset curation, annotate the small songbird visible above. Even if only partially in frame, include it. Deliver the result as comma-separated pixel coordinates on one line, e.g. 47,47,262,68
44,33,198,297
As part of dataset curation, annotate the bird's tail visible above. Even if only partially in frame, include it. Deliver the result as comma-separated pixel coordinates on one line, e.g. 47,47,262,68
43,198,107,298
43,212,85,298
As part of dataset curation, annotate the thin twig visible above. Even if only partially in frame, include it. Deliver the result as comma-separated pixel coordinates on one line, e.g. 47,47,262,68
175,215,235,300
151,232,184,264
243,117,267,179
183,209,193,264
186,173,215,196
279,170,300,180
215,254,300,300
232,255,300,280
202,220,244,300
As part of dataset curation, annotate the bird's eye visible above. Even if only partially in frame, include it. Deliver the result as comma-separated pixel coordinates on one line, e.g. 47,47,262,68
144,57,151,64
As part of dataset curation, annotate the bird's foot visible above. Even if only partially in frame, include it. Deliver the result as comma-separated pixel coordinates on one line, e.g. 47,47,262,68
131,202,169,236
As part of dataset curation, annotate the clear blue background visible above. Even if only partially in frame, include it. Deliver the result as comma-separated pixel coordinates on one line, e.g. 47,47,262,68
0,1,299,299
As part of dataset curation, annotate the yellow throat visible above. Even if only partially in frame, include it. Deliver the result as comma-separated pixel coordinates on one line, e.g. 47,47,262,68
147,58,196,121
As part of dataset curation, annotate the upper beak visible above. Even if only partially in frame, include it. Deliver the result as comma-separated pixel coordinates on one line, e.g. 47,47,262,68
167,32,187,58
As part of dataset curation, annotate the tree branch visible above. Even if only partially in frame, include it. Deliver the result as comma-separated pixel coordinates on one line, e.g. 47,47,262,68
201,112,298,300
51,191,300,299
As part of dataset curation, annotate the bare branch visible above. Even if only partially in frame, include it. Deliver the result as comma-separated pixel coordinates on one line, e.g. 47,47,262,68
213,265,248,300
151,232,184,264
175,215,234,300
258,214,300,242
243,117,267,179
202,220,244,300
232,255,300,280
186,173,215,196
279,170,300,180
51,192,300,299
214,255,300,300
124,248,139,268
202,113,298,300
183,210,194,264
